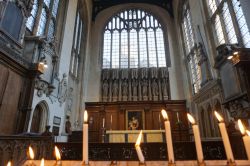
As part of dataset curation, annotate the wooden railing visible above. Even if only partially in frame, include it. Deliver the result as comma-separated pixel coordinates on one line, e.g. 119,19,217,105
55,141,247,161
0,135,54,166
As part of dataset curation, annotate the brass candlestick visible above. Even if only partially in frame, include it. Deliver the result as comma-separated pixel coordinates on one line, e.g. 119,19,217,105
139,161,146,165
110,161,117,166
227,160,236,166
168,161,176,166
82,162,89,166
198,161,206,166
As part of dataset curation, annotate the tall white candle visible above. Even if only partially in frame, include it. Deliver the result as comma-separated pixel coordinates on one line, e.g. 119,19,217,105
187,113,204,163
6,161,11,166
28,146,35,166
176,112,180,123
238,119,250,160
83,110,89,164
40,158,44,166
135,130,145,163
161,109,175,164
214,111,234,162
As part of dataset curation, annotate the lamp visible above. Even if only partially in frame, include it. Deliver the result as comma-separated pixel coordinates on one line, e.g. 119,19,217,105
39,57,48,68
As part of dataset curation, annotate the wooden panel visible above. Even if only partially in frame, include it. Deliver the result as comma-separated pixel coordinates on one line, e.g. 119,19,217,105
0,64,23,134
86,100,188,142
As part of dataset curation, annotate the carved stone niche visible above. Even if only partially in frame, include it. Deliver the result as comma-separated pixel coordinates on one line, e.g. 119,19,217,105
224,94,250,119
35,77,55,97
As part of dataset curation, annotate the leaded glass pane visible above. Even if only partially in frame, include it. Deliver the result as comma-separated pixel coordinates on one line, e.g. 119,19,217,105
37,8,47,36
112,31,120,68
48,19,55,39
139,30,148,67
147,29,157,67
232,0,250,47
120,31,128,68
103,31,111,68
44,0,51,7
214,15,225,45
52,0,59,17
130,30,138,68
26,0,38,30
156,29,166,67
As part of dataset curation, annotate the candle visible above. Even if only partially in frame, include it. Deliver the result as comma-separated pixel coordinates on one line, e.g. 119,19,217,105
40,158,44,166
6,161,11,166
135,130,145,163
161,109,175,164
238,119,250,160
28,146,35,166
83,110,89,164
55,146,62,166
214,111,235,162
102,118,105,128
187,113,204,163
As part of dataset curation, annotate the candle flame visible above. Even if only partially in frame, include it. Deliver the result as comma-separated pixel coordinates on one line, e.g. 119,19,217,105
6,161,11,166
214,111,224,122
55,146,61,160
161,109,169,121
29,146,34,160
40,158,44,166
246,130,250,136
237,119,246,135
135,130,143,146
187,113,196,124
84,110,88,123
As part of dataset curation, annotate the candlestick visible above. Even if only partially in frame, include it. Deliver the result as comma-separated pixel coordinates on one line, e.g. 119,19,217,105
135,130,145,164
55,146,62,166
110,115,113,130
161,109,175,165
176,112,180,123
102,118,105,128
214,111,235,165
83,110,89,165
187,113,205,165
237,119,250,160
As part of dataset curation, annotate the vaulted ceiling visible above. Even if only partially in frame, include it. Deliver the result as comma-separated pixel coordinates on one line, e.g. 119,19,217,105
92,0,173,20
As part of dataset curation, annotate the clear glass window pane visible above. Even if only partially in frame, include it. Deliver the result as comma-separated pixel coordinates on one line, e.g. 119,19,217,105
147,29,157,67
214,15,225,45
37,8,47,36
156,29,166,67
103,31,111,68
52,0,59,17
139,30,148,67
112,31,120,68
26,0,38,30
120,31,128,68
130,30,138,68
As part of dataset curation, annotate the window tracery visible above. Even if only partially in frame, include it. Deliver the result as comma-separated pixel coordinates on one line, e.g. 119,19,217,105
102,9,167,69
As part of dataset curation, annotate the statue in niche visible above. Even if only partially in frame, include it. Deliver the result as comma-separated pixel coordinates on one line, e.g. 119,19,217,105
141,68,147,79
102,80,109,97
65,116,72,135
152,79,159,96
161,68,168,78
67,87,73,112
161,78,168,96
132,79,138,96
122,80,128,96
151,68,158,78
142,79,148,96
58,73,68,105
112,79,119,97
131,69,138,79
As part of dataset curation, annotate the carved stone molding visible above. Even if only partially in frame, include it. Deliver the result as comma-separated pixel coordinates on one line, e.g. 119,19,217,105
16,0,34,17
35,77,55,97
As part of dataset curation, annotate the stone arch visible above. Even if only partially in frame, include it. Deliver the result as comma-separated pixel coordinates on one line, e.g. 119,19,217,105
30,101,49,133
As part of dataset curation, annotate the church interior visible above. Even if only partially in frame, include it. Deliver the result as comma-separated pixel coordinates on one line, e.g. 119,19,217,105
0,0,250,165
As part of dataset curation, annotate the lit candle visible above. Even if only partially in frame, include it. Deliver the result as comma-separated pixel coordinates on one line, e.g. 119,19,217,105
187,113,204,163
214,111,235,163
237,119,250,160
102,118,105,128
55,146,62,166
135,130,145,163
40,158,44,166
28,146,35,166
83,110,89,164
161,109,175,164
6,161,11,166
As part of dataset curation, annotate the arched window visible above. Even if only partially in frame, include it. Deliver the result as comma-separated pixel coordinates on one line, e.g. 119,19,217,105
181,4,201,94
26,0,60,39
102,9,167,69
206,0,250,47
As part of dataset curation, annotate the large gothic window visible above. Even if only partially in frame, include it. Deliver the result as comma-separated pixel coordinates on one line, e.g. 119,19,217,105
102,9,167,69
70,10,83,78
206,0,250,47
26,0,60,39
181,4,201,94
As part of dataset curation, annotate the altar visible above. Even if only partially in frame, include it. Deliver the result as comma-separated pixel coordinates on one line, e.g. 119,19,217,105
106,130,165,143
